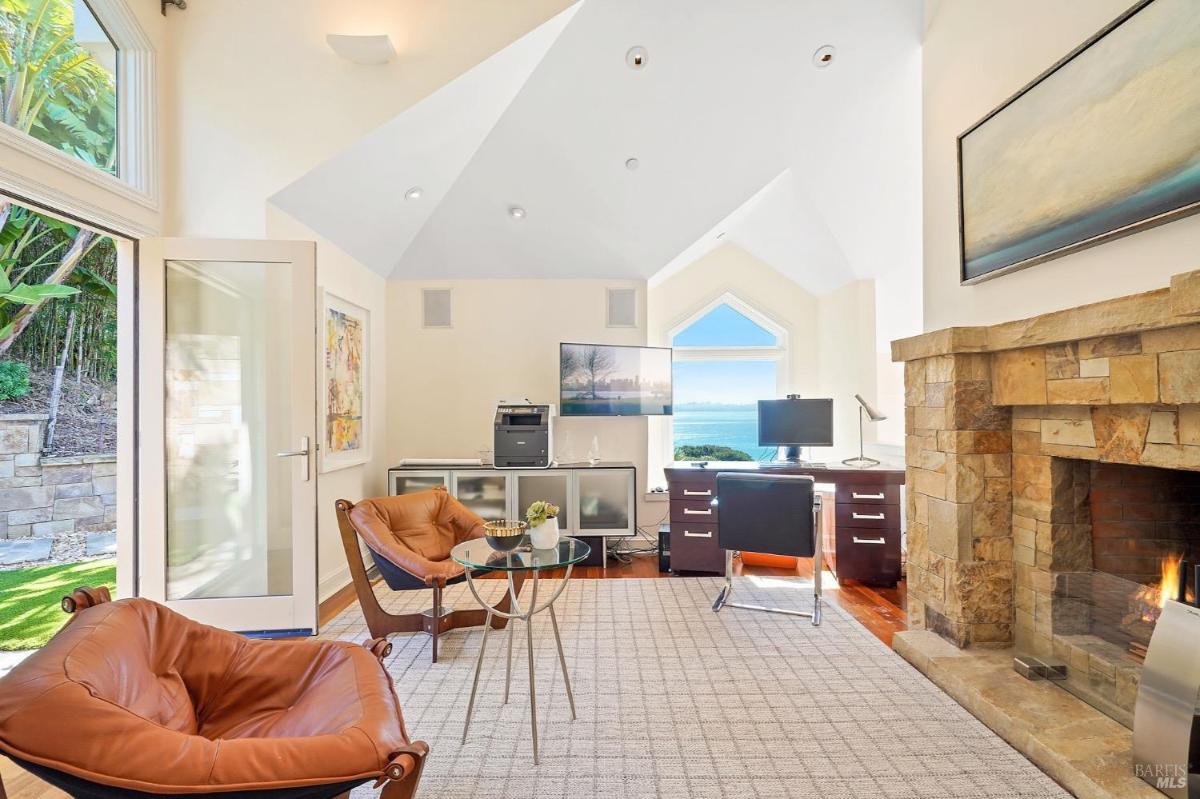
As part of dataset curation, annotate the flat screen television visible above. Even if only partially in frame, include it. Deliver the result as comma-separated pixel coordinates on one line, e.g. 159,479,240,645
758,398,834,446
560,343,673,416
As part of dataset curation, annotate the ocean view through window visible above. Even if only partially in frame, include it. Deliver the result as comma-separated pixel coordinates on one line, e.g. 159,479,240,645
671,300,783,462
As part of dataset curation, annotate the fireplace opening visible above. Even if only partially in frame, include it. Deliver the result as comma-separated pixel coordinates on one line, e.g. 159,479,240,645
1045,460,1200,726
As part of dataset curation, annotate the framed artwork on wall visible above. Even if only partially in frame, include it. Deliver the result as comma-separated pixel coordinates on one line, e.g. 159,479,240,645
321,292,369,472
958,0,1200,284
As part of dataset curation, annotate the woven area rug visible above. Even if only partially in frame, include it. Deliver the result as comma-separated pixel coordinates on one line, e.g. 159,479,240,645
321,576,1068,798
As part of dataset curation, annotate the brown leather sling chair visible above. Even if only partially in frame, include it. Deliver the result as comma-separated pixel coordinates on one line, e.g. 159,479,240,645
335,488,523,663
0,587,428,799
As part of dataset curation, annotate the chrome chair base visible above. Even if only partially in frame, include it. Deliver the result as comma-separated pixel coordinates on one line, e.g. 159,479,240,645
711,545,823,626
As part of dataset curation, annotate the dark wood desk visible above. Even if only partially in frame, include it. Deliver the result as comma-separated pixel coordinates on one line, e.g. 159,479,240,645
664,461,905,585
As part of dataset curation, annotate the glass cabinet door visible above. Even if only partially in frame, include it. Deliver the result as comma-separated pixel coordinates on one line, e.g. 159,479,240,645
389,470,449,496
513,471,573,531
451,471,510,521
576,469,635,535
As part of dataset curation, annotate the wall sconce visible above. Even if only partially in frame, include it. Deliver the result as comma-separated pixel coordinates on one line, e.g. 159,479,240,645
326,34,396,65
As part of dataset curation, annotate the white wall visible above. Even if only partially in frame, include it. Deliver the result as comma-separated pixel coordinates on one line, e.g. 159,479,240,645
385,278,658,525
266,207,390,601
817,280,883,459
922,0,1200,331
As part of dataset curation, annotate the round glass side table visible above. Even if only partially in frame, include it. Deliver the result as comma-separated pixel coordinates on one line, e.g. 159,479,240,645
450,536,590,764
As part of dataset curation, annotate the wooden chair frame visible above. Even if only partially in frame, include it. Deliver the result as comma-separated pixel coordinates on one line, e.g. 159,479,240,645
335,499,523,663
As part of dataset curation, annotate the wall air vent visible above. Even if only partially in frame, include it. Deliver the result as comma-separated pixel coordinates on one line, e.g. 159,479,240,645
422,288,452,328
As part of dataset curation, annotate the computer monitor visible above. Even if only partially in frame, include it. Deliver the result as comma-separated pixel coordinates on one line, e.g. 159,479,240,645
758,397,833,462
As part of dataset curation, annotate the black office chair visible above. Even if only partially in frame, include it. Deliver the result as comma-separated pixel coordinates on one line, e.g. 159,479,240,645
711,472,823,625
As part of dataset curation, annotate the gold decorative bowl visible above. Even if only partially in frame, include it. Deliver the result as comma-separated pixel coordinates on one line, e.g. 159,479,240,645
484,520,528,552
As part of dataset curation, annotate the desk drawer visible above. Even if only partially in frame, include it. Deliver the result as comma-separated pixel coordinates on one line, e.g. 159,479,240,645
672,484,716,500
835,484,900,505
835,503,897,529
671,499,718,522
835,526,901,585
668,522,725,573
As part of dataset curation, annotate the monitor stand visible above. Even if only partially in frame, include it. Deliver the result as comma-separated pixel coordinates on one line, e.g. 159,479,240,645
771,446,823,468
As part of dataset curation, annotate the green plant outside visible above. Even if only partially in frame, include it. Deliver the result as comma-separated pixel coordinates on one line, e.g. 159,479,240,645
674,444,754,462
0,558,115,650
0,0,118,171
0,359,30,399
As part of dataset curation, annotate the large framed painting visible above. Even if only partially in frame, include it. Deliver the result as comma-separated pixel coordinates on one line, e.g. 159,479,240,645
958,0,1200,283
321,293,369,472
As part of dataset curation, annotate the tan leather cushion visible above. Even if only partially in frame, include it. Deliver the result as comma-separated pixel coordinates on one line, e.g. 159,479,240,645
0,598,412,794
348,490,486,584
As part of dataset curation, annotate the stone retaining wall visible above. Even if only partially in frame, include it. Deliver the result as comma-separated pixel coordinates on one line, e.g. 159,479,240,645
0,413,116,539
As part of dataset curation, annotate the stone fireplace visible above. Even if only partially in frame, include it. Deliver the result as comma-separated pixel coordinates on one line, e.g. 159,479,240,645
894,268,1200,733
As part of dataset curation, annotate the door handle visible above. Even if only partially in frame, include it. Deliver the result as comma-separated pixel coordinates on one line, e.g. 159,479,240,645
275,436,310,482
852,512,885,520
852,536,886,545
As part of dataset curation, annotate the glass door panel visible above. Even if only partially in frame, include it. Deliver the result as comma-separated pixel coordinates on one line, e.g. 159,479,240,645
138,238,316,634
577,469,634,535
514,471,572,531
452,471,509,521
164,260,294,600
389,470,449,496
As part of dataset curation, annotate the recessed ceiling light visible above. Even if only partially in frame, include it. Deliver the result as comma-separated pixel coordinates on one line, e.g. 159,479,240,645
626,46,648,70
508,205,527,220
625,157,640,171
813,45,836,68
404,186,423,200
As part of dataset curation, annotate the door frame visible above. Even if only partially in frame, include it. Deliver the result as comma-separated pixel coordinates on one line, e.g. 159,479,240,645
137,237,318,634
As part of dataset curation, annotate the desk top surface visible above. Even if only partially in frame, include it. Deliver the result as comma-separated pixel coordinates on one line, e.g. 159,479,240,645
665,460,905,482
390,460,636,471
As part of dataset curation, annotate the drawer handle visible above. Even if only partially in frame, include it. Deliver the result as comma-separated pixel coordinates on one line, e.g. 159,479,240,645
683,508,713,516
852,536,887,545
682,488,712,497
683,530,712,538
852,492,885,500
852,512,885,520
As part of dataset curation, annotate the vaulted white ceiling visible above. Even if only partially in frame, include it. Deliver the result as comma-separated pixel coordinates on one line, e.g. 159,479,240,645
271,0,923,295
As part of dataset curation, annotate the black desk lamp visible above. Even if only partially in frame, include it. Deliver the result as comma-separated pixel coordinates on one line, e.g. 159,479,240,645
843,393,886,468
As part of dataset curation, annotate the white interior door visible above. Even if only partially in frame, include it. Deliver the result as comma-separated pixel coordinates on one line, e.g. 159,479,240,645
137,238,317,635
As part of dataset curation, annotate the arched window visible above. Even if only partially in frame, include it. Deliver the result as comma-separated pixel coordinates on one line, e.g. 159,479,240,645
669,294,787,462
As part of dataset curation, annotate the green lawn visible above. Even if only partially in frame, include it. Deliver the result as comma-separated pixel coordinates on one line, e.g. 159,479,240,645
0,559,116,650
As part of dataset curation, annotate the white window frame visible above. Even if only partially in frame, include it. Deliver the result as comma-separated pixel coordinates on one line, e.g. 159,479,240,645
658,291,791,467
0,0,158,234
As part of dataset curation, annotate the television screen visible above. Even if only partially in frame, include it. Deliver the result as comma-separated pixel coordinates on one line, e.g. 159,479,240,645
560,343,673,416
758,398,833,446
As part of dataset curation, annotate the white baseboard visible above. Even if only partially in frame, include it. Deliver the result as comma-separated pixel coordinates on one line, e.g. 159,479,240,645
319,565,352,603
318,561,379,604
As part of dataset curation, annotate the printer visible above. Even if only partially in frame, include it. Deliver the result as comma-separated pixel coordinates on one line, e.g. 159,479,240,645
493,404,554,468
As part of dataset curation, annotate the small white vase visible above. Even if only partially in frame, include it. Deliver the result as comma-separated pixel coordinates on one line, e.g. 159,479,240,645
530,516,560,549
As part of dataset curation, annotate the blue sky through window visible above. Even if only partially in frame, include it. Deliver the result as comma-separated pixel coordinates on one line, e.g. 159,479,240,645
671,303,778,347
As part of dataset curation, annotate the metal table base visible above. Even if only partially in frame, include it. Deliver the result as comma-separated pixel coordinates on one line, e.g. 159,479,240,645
461,564,577,764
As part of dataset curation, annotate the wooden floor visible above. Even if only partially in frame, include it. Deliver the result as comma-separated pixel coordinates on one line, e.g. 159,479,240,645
1,555,904,798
